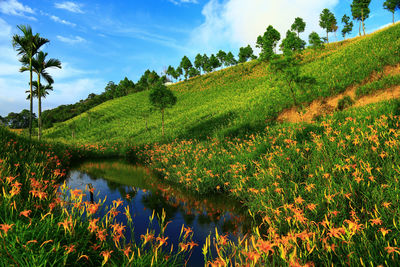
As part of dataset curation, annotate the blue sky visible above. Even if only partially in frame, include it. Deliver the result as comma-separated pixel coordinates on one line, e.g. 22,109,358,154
0,0,397,116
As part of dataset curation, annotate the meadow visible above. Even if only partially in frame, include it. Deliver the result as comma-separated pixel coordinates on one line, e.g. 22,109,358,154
2,23,400,266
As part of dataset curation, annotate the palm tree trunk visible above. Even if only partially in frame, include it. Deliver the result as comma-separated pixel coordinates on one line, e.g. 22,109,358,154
29,58,33,140
327,30,329,43
37,74,42,141
359,21,361,36
362,10,365,36
161,109,164,137
393,12,395,25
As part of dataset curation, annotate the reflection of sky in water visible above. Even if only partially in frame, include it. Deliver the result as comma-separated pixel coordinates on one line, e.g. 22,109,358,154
64,161,250,267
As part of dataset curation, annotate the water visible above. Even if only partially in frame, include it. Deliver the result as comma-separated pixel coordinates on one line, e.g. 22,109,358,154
64,159,251,266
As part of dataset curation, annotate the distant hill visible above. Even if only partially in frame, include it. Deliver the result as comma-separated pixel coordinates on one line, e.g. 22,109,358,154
43,23,400,144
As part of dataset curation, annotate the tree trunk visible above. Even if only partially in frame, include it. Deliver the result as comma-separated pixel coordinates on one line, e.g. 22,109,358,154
29,58,33,140
37,74,42,141
393,12,395,25
362,9,366,36
327,30,329,43
161,109,164,137
359,21,361,36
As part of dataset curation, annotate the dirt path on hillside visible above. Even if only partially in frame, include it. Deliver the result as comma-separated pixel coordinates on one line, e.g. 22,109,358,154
277,64,400,124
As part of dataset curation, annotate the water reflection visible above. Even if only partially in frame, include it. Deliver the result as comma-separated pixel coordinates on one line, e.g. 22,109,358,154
65,160,251,266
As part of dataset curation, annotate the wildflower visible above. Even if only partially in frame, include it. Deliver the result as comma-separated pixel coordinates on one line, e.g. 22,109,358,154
385,245,400,255
294,196,305,205
156,236,168,247
380,228,391,238
257,239,275,255
64,244,76,254
123,246,131,258
96,229,107,242
88,218,99,233
0,223,14,235
19,210,32,218
100,250,113,265
307,203,317,212
87,203,99,215
141,232,154,245
112,199,123,208
370,218,383,226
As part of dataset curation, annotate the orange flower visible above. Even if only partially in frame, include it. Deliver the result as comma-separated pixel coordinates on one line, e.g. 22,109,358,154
123,246,132,258
64,244,76,254
156,236,168,247
100,250,113,265
96,229,107,242
19,210,32,218
88,218,99,233
294,196,305,205
87,203,100,215
257,239,275,255
71,189,83,198
380,228,391,238
0,223,14,235
385,245,400,255
112,199,123,208
370,218,383,226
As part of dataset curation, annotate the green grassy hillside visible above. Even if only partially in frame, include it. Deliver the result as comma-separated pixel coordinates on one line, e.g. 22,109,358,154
44,23,400,145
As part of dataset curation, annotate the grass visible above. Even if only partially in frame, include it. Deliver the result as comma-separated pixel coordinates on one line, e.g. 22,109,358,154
43,23,400,145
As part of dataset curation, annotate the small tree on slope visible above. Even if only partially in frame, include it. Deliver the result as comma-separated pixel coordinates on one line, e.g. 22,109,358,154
149,82,177,137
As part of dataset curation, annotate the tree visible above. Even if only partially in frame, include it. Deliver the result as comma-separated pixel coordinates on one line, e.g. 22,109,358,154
291,17,306,37
270,54,316,108
341,14,354,39
209,54,221,71
238,45,255,63
12,25,49,139
117,77,135,96
225,52,237,66
216,50,227,67
166,65,176,82
149,82,177,137
194,54,203,73
256,25,281,61
175,67,183,81
188,67,200,78
26,81,53,100
20,51,61,140
280,30,306,55
383,0,400,24
202,54,212,73
308,32,323,49
180,56,193,80
351,0,371,36
0,115,6,126
319,8,336,43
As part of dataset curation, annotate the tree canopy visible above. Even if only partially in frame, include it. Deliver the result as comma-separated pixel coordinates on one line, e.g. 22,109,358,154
319,8,337,43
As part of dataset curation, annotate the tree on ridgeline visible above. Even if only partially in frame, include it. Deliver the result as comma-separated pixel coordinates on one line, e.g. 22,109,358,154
280,30,306,54
238,45,256,63
225,52,237,66
175,66,183,81
291,17,306,37
188,67,200,78
20,51,61,140
0,115,5,126
202,54,212,73
319,8,336,43
209,54,221,72
308,32,323,49
216,50,227,67
341,14,354,39
4,109,36,129
117,77,135,96
256,25,281,61
351,0,371,36
383,0,400,24
12,25,49,139
149,82,177,137
194,54,203,74
180,56,193,80
166,65,176,82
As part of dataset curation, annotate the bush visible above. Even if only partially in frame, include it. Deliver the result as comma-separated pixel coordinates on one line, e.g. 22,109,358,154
337,95,354,111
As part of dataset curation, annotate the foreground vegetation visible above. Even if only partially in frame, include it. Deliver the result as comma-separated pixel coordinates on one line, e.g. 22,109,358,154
0,127,197,266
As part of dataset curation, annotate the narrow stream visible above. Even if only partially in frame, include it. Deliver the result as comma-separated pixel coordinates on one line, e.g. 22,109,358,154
64,159,251,266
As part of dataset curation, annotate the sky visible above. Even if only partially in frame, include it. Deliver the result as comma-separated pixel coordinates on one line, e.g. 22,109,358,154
0,0,397,116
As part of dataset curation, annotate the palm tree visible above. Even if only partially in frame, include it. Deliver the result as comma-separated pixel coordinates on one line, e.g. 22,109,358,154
21,52,61,140
26,81,53,100
12,25,49,139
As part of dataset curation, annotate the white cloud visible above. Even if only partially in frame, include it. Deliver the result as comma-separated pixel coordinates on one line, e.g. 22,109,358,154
50,15,76,27
57,35,86,45
0,0,36,20
54,1,84,13
168,0,198,5
189,0,339,54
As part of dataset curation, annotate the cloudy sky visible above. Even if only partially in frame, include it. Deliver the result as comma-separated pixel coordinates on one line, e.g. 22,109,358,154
0,0,396,116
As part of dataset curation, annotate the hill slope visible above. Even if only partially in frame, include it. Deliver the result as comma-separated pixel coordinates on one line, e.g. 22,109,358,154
44,23,400,144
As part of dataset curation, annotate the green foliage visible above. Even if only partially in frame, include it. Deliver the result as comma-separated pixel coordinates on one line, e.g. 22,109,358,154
256,25,281,61
238,45,256,63
291,17,306,37
351,0,372,36
383,0,400,24
194,54,203,72
337,95,354,110
280,30,306,54
308,32,324,49
224,52,237,66
319,8,337,43
180,56,193,80
216,50,227,66
356,74,400,98
341,14,354,38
